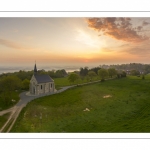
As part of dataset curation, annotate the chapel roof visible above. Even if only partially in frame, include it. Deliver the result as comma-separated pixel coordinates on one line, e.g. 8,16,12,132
34,74,54,83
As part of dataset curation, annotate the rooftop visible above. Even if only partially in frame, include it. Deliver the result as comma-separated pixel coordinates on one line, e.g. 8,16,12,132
34,74,54,83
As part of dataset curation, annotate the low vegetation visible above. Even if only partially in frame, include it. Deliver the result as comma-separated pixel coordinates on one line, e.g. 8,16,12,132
0,91,20,111
0,113,11,129
0,76,22,110
11,75,150,132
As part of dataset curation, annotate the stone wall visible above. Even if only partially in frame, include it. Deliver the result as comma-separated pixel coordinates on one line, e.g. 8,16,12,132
35,82,55,95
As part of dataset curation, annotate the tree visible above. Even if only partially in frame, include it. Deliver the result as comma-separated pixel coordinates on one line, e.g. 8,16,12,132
121,71,127,77
98,69,108,81
38,69,47,75
22,79,30,90
1,76,22,92
80,67,84,76
55,70,63,78
55,69,68,78
79,67,88,77
108,68,117,78
117,73,121,78
130,70,140,76
61,69,68,77
48,70,55,78
0,76,22,106
80,75,85,82
88,71,97,81
85,75,90,82
89,67,101,74
68,73,79,84
142,75,145,80
16,70,27,80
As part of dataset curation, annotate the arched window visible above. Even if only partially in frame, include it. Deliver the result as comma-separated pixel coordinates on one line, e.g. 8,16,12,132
41,85,42,89
51,83,53,88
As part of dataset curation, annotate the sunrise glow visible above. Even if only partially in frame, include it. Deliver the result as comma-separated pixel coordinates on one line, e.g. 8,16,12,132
0,17,150,68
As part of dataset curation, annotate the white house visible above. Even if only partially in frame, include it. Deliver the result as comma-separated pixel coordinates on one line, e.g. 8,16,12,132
29,63,55,95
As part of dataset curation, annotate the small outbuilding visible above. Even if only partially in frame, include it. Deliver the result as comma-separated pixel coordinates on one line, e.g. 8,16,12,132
29,63,55,95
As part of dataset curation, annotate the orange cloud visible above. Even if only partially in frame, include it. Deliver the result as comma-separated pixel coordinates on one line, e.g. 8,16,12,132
87,18,149,43
0,38,23,50
121,45,150,57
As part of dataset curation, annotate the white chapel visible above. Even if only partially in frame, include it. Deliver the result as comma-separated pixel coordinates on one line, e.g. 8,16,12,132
29,63,55,95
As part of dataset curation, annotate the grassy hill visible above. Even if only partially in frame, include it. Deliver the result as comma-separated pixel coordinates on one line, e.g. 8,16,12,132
11,75,150,132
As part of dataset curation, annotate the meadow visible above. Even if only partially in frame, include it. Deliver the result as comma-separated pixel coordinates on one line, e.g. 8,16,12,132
11,75,150,132
54,75,100,89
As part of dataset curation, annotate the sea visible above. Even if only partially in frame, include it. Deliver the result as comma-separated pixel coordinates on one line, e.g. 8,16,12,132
0,65,81,75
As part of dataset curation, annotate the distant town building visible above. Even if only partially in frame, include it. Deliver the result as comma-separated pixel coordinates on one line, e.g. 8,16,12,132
126,70,131,75
125,69,144,75
139,71,144,74
29,63,55,95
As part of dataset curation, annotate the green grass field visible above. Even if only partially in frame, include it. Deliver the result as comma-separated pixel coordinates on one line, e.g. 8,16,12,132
0,91,21,111
11,75,150,132
54,76,101,89
53,77,70,89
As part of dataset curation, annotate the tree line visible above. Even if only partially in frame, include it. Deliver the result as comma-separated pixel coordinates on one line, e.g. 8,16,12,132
68,67,127,84
100,63,150,74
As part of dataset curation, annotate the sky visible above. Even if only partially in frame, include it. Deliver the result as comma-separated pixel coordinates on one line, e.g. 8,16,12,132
1,17,150,69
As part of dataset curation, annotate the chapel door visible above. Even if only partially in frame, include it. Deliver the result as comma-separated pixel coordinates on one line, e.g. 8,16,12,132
33,88,35,94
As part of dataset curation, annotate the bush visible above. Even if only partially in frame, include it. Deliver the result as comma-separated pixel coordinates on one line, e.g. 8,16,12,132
101,79,105,82
142,75,145,80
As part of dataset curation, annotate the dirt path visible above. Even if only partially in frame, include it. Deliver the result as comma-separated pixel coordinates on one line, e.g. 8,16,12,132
0,107,15,116
7,105,24,133
0,104,25,133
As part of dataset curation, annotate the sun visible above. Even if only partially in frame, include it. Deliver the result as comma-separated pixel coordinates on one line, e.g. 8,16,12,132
83,59,89,63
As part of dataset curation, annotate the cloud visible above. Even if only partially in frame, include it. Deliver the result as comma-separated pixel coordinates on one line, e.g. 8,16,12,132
101,47,114,52
142,21,149,26
119,44,130,47
136,26,143,31
86,17,149,43
122,47,150,57
120,40,150,57
0,38,23,50
75,29,99,48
